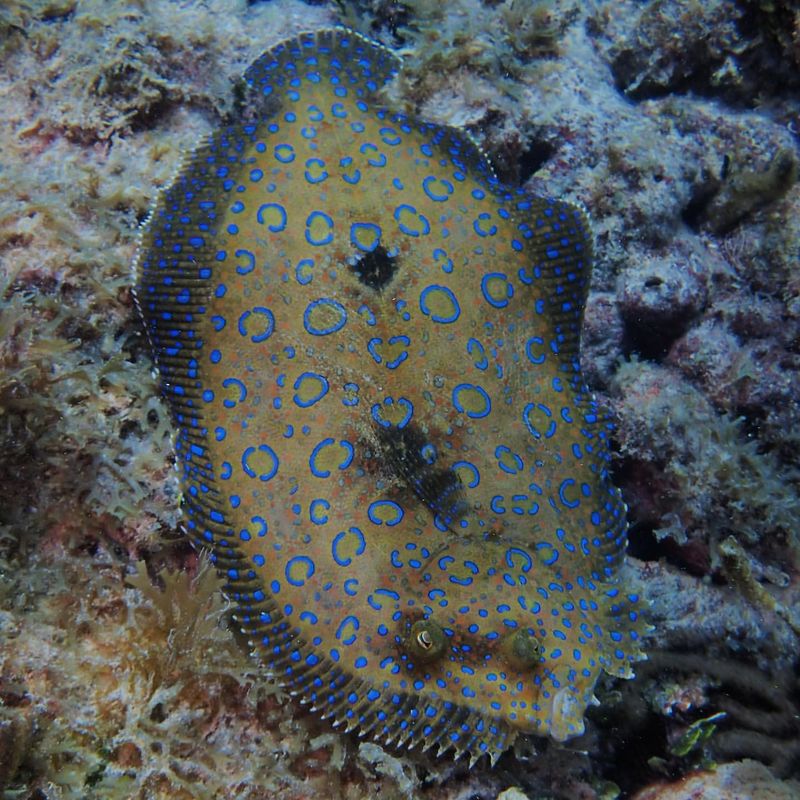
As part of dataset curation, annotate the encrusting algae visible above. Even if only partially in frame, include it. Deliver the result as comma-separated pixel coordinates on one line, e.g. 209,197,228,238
134,27,647,764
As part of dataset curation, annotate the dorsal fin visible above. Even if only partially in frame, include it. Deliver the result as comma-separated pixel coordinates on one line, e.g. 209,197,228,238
235,28,402,121
513,195,593,381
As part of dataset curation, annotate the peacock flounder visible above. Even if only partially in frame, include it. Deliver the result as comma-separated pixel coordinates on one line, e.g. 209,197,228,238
134,28,647,763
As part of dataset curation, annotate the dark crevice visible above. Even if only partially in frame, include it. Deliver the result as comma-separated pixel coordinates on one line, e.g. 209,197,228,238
625,523,661,563
620,318,676,362
517,139,556,184
681,167,723,230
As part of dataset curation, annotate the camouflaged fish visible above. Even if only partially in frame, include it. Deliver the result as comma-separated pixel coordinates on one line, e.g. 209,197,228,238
133,28,647,763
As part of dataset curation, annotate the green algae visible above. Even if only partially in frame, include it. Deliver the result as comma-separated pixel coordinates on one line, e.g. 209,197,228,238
700,147,798,234
613,360,800,566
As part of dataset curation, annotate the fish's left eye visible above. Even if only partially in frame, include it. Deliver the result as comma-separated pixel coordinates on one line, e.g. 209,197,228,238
405,619,447,663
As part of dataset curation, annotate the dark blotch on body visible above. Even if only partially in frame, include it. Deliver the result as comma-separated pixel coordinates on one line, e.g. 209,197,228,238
349,244,398,291
374,422,466,523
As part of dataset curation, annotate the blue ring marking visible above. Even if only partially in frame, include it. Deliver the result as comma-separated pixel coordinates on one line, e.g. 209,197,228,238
344,579,359,596
422,175,454,202
367,588,400,611
342,381,360,407
238,307,275,343
360,142,386,167
293,371,329,407
367,336,410,369
453,460,480,488
234,248,255,275
385,336,410,369
357,304,376,326
332,527,367,567
367,500,404,527
306,104,324,122
251,516,267,537
526,336,546,364
295,258,314,285
421,443,437,464
310,498,330,524
536,542,560,566
331,101,347,118
335,614,360,646
220,461,232,479
371,396,413,429
481,272,514,308
274,143,295,163
473,212,498,237
466,338,488,370
379,126,402,145
452,383,492,419
433,248,454,274
419,284,460,323
285,555,315,587
558,478,580,508
304,157,328,184
256,203,287,232
394,204,431,237
340,155,361,185
309,438,355,478
350,222,381,252
242,444,279,481
437,555,454,571
305,211,334,246
367,337,383,365
490,495,506,514
303,298,347,335
505,547,533,572
222,377,247,408
523,403,557,439
495,445,523,475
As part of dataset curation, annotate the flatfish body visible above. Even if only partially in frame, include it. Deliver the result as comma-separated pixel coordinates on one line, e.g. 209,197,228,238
134,28,647,763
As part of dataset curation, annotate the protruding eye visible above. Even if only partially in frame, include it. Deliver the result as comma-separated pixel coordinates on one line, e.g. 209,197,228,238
501,629,541,671
406,619,447,663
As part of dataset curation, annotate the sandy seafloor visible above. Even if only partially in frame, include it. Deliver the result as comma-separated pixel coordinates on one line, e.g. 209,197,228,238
1,0,799,798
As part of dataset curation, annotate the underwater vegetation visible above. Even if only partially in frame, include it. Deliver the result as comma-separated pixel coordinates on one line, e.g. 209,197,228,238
1,0,798,798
